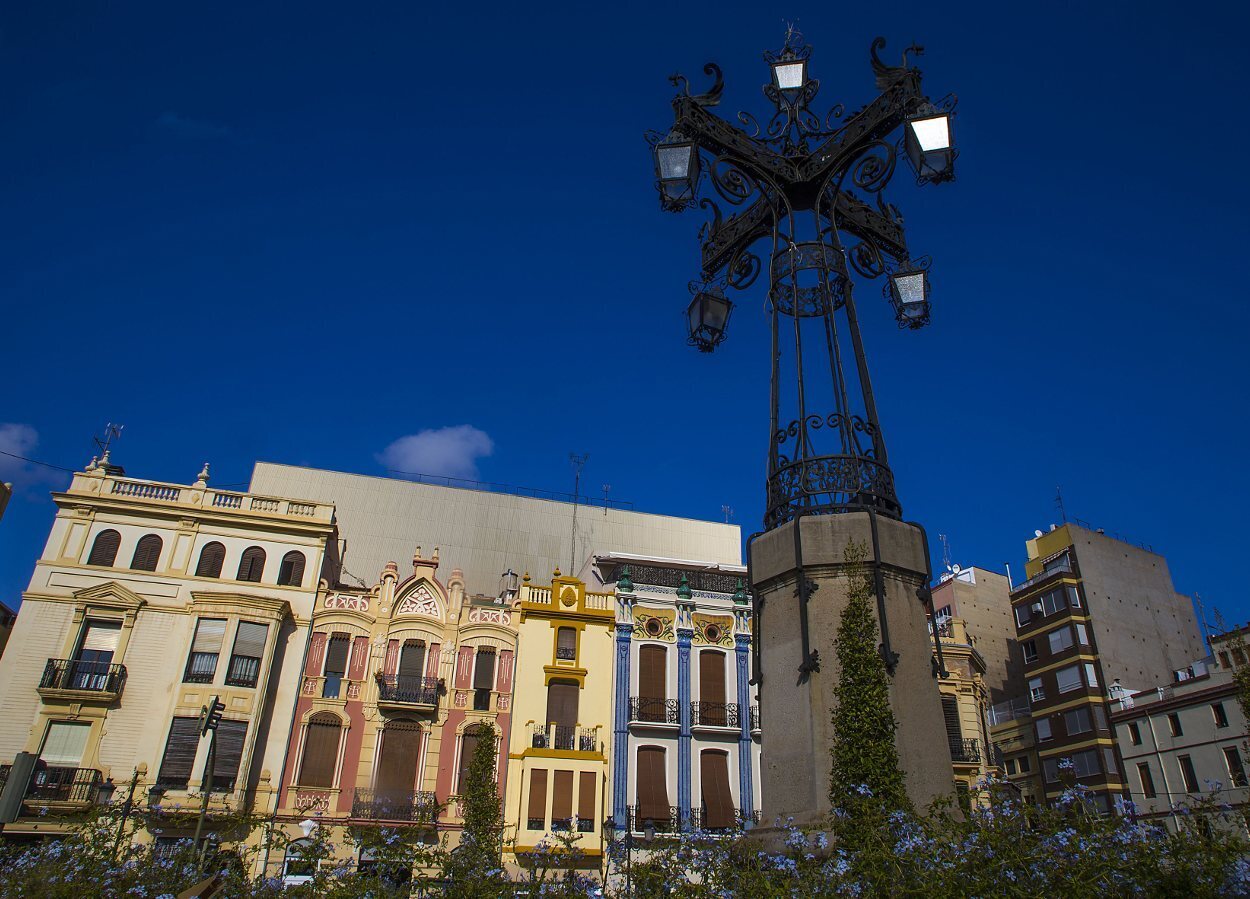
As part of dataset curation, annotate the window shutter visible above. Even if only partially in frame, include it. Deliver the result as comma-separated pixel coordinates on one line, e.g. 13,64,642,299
87,530,121,566
557,627,576,654
639,646,666,700
191,619,228,654
211,720,248,792
195,542,226,578
324,634,350,675
636,746,669,823
552,770,574,823
299,714,341,788
81,621,122,653
375,721,422,797
473,649,497,690
233,622,269,659
700,751,735,828
278,551,306,586
458,728,481,792
545,681,579,728
398,641,426,679
528,769,547,823
699,651,726,705
237,547,266,582
40,722,91,766
578,771,596,824
130,534,163,572
157,718,202,788
941,696,962,742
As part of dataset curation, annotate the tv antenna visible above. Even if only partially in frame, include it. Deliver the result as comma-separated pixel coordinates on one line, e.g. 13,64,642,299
602,484,611,516
939,533,952,572
1055,485,1068,523
722,504,734,524
93,422,124,458
569,453,589,573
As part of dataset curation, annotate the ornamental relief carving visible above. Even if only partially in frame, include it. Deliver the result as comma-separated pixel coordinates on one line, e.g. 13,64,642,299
468,606,511,626
395,584,441,620
692,614,734,646
325,594,369,612
632,611,676,642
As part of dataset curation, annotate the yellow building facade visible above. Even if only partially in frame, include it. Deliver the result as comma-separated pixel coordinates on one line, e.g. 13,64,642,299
932,615,1001,804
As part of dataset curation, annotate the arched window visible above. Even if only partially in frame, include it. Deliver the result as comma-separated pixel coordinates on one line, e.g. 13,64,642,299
298,713,342,788
86,530,121,567
130,534,163,572
277,551,306,586
195,542,226,578
237,546,266,582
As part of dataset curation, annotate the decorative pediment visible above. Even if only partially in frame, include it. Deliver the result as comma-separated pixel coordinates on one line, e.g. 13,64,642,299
394,583,442,621
72,581,146,613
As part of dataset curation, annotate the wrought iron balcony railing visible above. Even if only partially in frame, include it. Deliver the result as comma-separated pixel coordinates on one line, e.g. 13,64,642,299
949,737,981,764
377,675,440,706
555,646,576,660
750,705,760,731
530,723,549,748
10,766,104,804
689,807,761,832
39,659,127,696
530,723,600,752
629,697,679,724
691,701,740,728
351,789,438,823
626,804,682,835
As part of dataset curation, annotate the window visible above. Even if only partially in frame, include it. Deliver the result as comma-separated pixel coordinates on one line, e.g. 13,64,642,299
1178,755,1199,792
195,542,226,578
1048,627,1074,655
1014,605,1032,628
545,679,579,749
397,639,426,684
1219,650,1232,669
556,627,576,660
1138,763,1157,798
1022,640,1038,664
636,746,670,827
1067,585,1081,608
210,719,248,792
637,645,668,721
1128,721,1142,745
1091,705,1108,732
72,620,121,689
1029,677,1045,702
941,696,962,750
1018,755,1031,773
130,534,163,572
1005,758,1017,775
473,648,497,711
225,621,268,688
1075,623,1090,645
1036,718,1052,741
277,551,306,587
1213,703,1230,729
1168,712,1183,737
283,839,317,886
1043,757,1059,782
86,529,121,566
1236,648,1250,667
237,546,266,582
1071,748,1101,778
157,717,203,788
551,769,574,830
39,721,91,768
527,769,548,830
1225,747,1248,788
184,618,227,683
298,713,342,788
698,650,727,724
322,633,350,699
457,724,489,793
1084,664,1099,689
376,719,423,798
578,771,596,832
1064,707,1092,736
700,750,736,829
1056,665,1083,694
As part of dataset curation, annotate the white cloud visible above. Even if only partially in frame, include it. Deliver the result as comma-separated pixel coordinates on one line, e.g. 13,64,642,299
377,426,494,481
0,423,38,481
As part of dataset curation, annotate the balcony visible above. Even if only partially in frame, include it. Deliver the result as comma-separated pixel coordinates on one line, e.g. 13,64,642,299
38,659,127,701
689,807,761,832
376,676,440,710
626,805,682,835
691,701,740,729
629,697,679,725
0,765,103,809
529,723,600,753
750,705,760,732
949,737,981,765
351,789,439,824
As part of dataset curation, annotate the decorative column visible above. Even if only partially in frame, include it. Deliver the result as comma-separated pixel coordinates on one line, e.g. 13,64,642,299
675,573,694,830
612,568,636,830
732,579,754,822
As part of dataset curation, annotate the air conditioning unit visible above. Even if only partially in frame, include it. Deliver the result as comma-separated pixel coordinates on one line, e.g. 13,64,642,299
1030,602,1044,614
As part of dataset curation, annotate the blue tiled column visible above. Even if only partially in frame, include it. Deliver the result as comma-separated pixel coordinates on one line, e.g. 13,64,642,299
677,628,692,828
613,620,633,829
735,632,754,823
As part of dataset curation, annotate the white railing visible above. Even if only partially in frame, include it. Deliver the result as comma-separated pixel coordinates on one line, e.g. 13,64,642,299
85,474,332,521
111,480,180,502
211,492,243,509
288,502,316,516
527,587,552,605
250,497,281,513
585,592,613,611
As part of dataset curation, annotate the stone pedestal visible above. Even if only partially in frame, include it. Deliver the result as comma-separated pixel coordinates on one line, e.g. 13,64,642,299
750,513,952,826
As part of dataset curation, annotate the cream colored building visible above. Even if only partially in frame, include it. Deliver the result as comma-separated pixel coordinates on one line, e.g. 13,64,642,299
931,614,1001,805
0,456,334,852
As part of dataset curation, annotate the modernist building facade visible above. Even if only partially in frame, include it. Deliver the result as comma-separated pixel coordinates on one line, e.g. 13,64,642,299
929,613,1000,803
0,458,334,847
272,546,517,876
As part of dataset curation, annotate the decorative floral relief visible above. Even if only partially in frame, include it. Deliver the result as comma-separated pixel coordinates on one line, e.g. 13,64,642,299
468,607,511,625
302,678,317,695
633,612,676,642
325,594,369,611
395,584,441,619
692,614,735,646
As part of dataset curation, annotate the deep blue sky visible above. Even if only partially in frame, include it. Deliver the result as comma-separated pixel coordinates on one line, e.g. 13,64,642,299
2,3,1248,637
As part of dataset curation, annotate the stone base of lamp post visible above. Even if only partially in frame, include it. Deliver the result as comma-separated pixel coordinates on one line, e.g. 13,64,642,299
750,513,953,826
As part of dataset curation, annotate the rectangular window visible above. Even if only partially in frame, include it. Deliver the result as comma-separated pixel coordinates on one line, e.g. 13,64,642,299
1084,664,1099,689
1029,677,1045,702
157,717,203,788
474,649,497,711
635,746,671,826
1043,757,1059,782
1036,718,1052,741
1071,748,1101,778
210,719,248,793
1022,640,1038,664
1074,623,1090,645
1064,707,1092,736
1091,704,1108,732
1178,755,1199,792
527,769,548,830
1225,747,1248,788
322,633,350,699
225,621,268,688
1018,755,1031,773
1168,712,1183,737
551,770,574,831
1056,665,1082,694
1005,758,1017,775
40,721,91,767
1015,605,1032,628
1041,588,1066,616
1138,762,1157,798
1048,627,1074,655
1213,703,1230,729
184,618,226,684
555,627,576,661
1128,721,1142,745
73,620,122,689
1067,585,1081,608
578,771,596,832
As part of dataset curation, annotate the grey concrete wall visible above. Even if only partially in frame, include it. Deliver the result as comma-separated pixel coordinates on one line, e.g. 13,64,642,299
751,513,954,824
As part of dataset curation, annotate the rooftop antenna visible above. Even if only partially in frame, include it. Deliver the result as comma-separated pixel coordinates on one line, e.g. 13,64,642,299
722,504,734,524
569,452,589,573
602,483,611,517
1194,593,1215,651
92,422,124,459
1055,485,1068,523
939,533,952,572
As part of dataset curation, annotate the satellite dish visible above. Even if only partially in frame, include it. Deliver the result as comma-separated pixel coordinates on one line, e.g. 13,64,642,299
1034,529,1044,538
952,564,962,574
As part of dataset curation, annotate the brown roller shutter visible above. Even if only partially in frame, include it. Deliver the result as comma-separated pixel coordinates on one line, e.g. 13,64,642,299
700,751,735,828
699,651,726,725
376,721,422,797
941,696,961,742
299,714,341,788
639,646,666,700
156,717,202,789
578,771,596,824
552,770,574,825
635,746,670,823
545,680,579,728
398,641,426,679
527,769,548,824
473,649,497,690
211,719,248,792
457,727,481,792
324,634,350,675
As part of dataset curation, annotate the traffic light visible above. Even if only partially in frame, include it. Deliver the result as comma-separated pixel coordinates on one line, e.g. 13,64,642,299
201,696,225,735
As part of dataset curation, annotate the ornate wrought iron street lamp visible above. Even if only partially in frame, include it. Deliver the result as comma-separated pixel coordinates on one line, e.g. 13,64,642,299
646,28,958,529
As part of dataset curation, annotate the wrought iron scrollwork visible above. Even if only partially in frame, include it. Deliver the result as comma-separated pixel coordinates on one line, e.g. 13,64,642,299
670,63,724,108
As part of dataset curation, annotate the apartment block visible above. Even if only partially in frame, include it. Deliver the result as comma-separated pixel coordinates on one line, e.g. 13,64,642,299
930,566,1023,706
